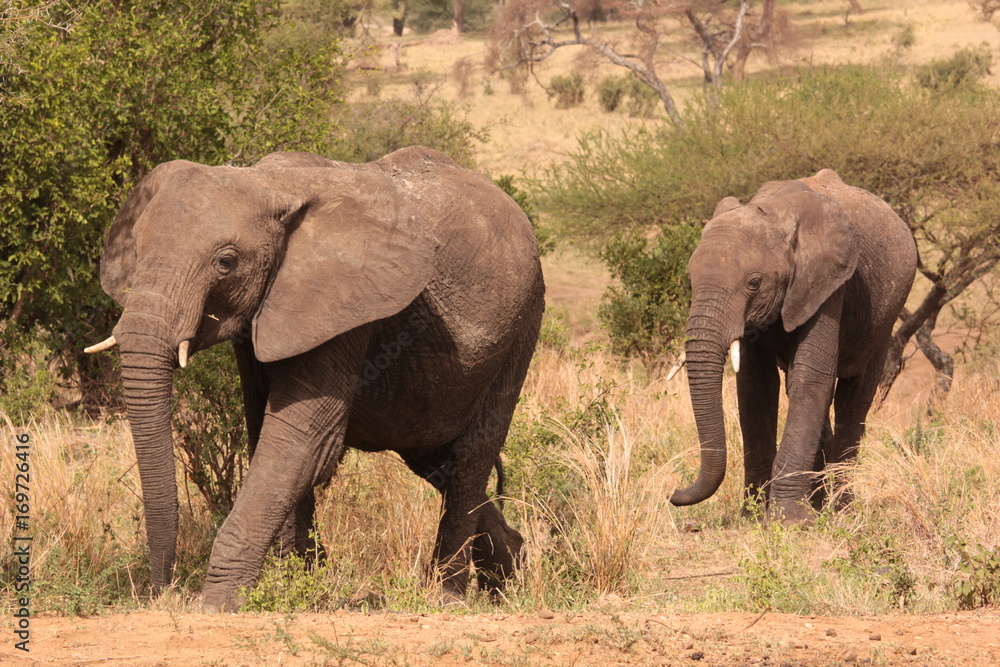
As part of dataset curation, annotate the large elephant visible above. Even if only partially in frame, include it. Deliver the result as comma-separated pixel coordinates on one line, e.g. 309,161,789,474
86,147,545,611
669,169,917,521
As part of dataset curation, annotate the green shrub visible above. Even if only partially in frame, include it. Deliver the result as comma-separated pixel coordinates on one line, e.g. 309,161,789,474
597,227,699,362
825,533,917,610
916,44,992,90
946,535,1000,609
329,97,489,167
0,335,59,421
549,73,585,109
597,76,628,112
0,0,344,411
596,76,659,116
623,78,659,118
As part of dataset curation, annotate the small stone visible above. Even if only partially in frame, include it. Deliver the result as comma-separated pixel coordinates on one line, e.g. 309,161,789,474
869,632,881,641
826,628,838,637
689,651,704,661
524,632,538,645
908,647,918,656
844,649,858,663
790,640,804,649
538,609,555,620
420,623,431,630
409,616,420,623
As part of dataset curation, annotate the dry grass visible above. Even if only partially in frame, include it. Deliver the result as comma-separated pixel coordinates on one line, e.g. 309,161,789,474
2,334,997,615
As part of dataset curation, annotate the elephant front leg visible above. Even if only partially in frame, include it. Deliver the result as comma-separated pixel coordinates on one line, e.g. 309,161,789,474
770,293,842,523
736,340,780,517
201,332,369,612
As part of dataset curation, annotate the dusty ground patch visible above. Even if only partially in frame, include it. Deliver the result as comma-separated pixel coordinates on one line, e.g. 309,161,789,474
9,608,1000,666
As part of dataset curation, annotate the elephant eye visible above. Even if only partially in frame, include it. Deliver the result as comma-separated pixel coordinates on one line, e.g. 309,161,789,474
747,275,763,292
216,252,238,274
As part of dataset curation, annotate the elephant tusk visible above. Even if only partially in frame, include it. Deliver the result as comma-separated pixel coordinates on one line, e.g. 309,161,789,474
178,340,190,368
84,335,117,354
665,350,687,381
729,340,741,373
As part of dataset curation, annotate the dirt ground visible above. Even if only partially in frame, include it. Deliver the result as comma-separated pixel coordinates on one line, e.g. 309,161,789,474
6,608,998,666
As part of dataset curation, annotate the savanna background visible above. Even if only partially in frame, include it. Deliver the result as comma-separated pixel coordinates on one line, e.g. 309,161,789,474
1,0,999,665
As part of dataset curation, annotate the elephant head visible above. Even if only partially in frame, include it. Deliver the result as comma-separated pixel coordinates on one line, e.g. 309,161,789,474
670,181,860,506
89,156,437,590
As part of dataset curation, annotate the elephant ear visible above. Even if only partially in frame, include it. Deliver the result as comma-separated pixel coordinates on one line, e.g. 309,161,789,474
100,160,199,307
252,171,439,363
777,191,861,332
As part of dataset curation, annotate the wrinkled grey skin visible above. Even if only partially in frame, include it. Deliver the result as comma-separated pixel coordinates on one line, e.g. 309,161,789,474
670,170,916,522
97,147,545,611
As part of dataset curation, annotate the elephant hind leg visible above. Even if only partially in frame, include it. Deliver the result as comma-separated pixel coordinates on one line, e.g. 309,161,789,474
827,361,885,510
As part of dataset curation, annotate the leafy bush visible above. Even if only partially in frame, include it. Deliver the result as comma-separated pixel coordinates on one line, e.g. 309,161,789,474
597,76,628,112
0,0,344,410
595,75,660,116
548,73,585,109
946,535,1000,609
597,227,699,363
329,97,488,167
916,44,992,90
0,335,60,420
623,77,659,118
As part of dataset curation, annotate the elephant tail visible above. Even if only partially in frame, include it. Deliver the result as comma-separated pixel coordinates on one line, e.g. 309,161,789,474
494,456,506,510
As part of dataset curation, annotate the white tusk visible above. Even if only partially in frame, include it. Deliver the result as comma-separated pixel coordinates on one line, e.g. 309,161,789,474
729,340,741,374
84,335,117,354
178,340,190,368
665,350,687,381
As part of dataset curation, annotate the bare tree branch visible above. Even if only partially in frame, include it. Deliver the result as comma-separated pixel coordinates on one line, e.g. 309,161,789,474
489,0,775,126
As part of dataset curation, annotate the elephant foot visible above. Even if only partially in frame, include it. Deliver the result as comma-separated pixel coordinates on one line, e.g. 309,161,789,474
201,585,244,614
767,498,814,526
439,587,468,607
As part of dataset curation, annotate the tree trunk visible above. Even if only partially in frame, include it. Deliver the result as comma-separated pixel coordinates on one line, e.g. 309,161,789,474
452,0,464,33
915,310,954,395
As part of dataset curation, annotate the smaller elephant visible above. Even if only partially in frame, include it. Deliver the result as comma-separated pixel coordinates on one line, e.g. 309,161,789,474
670,169,917,521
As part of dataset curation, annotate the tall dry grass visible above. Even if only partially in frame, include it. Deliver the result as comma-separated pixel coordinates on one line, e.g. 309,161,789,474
2,343,997,615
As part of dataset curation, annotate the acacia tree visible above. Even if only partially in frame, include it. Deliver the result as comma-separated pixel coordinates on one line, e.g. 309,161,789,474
489,0,780,124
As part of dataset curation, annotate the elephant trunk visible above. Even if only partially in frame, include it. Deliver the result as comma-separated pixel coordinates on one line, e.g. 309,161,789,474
670,309,732,506
115,307,187,592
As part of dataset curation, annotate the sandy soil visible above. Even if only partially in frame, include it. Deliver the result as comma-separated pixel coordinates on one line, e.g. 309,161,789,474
8,608,999,666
